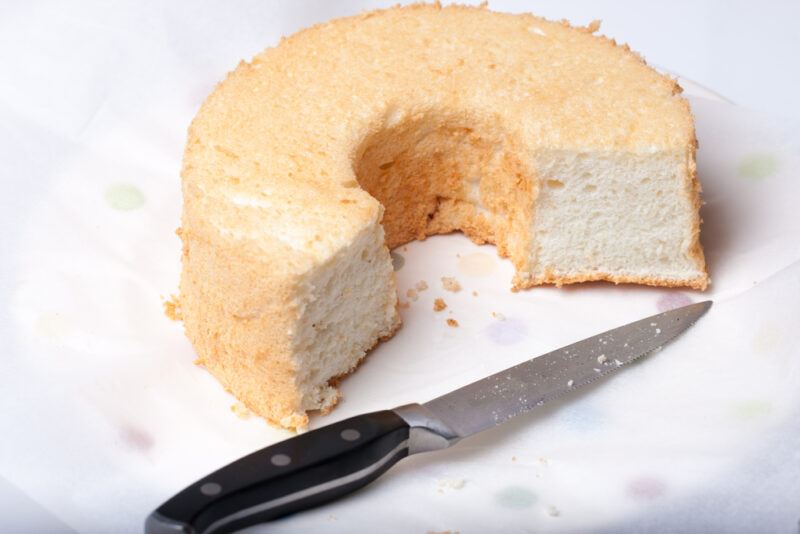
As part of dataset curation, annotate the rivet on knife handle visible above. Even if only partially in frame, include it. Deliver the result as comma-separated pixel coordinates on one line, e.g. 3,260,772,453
145,410,413,534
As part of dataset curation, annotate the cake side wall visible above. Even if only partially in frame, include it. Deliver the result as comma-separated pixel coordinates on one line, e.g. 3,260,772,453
682,116,709,286
178,212,309,429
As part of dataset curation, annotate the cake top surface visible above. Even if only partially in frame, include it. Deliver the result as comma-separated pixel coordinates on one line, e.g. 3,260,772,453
183,4,694,269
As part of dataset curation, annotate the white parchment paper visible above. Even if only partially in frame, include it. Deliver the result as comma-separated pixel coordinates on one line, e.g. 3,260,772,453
1,2,799,533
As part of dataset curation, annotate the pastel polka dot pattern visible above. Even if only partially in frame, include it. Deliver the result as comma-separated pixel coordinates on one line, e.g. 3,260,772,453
390,251,405,271
729,399,772,420
737,152,779,180
457,252,497,276
494,486,537,509
656,292,693,313
561,404,607,433
33,311,71,340
485,317,527,345
105,183,145,211
752,323,782,355
120,426,154,453
626,476,667,500
7,8,800,533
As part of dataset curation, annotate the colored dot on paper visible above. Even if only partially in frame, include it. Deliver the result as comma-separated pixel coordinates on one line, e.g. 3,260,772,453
458,252,497,276
737,152,778,180
390,251,405,271
105,183,145,210
494,486,537,509
627,476,667,500
485,317,527,345
656,292,693,313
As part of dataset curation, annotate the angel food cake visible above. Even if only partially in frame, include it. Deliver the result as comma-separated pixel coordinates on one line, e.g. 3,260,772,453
177,4,708,429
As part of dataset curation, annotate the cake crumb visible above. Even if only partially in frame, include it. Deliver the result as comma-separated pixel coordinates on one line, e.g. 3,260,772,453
567,379,574,388
193,358,206,367
433,298,447,312
230,402,251,419
472,290,478,297
163,295,182,321
446,318,459,328
546,505,560,517
511,455,517,462
415,280,429,292
406,288,419,301
597,354,607,364
491,311,506,321
441,277,462,292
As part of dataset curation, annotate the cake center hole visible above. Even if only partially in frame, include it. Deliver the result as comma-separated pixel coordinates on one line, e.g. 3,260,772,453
353,110,533,255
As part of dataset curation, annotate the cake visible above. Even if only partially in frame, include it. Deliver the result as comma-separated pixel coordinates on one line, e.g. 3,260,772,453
177,4,708,429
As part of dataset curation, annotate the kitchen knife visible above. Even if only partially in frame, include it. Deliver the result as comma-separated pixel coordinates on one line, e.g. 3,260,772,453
146,300,711,534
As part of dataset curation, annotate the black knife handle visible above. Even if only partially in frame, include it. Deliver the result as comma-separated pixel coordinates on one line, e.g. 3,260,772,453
145,410,410,534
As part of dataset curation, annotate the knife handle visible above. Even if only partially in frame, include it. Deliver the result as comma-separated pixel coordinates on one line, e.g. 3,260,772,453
145,410,410,534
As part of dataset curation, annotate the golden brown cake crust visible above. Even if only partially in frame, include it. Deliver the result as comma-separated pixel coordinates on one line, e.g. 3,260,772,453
179,3,709,429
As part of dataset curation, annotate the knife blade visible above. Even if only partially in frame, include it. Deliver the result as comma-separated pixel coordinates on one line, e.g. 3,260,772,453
146,300,711,534
419,299,713,439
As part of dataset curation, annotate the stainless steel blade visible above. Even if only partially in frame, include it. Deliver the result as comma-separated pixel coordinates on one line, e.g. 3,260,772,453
422,300,712,439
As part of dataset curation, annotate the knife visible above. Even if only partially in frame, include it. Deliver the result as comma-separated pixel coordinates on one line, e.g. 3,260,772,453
146,300,711,534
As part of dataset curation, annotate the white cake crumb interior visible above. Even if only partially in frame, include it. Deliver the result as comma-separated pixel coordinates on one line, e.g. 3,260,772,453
528,150,704,284
292,222,398,413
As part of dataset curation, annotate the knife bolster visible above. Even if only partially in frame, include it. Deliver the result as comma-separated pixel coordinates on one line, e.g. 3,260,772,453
392,403,460,454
